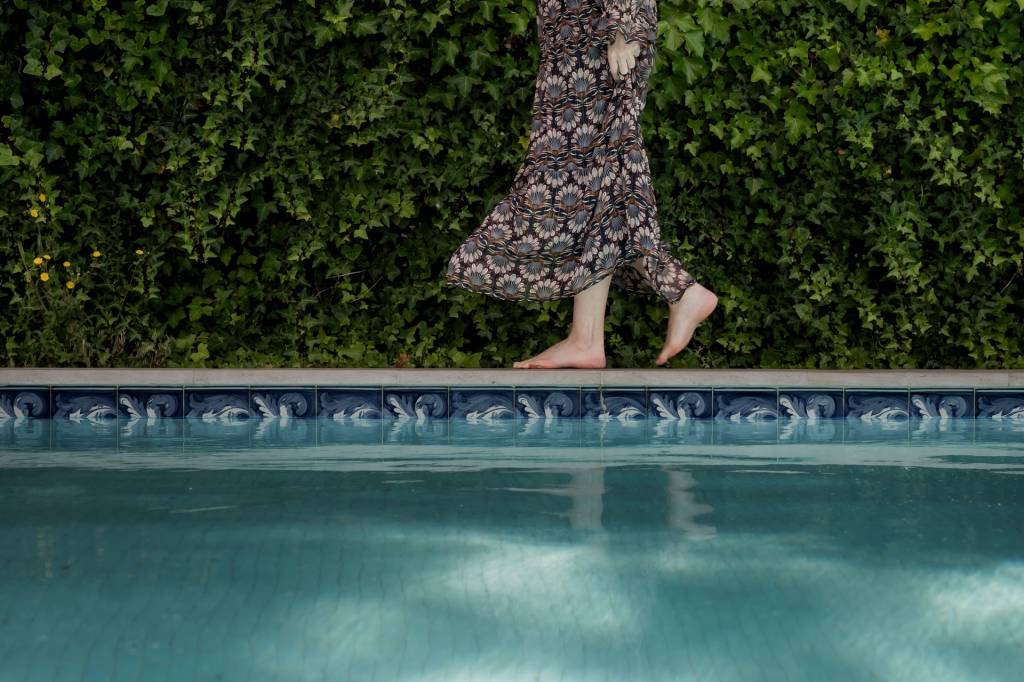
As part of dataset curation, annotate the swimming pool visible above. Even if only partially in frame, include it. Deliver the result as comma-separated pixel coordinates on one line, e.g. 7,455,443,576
1,416,1021,681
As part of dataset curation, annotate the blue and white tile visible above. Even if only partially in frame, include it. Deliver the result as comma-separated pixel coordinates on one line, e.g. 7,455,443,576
778,418,844,443
450,388,515,420
318,387,382,419
184,388,253,420
844,390,909,420
714,419,779,444
910,416,974,443
713,389,778,420
0,415,51,450
116,415,186,441
182,416,253,441
581,388,647,420
382,387,448,419
383,414,451,443
0,386,51,419
975,418,1024,443
648,418,714,443
778,389,843,419
514,387,581,418
450,417,517,444
844,419,910,442
909,390,974,418
52,387,118,420
581,411,647,443
515,415,583,446
318,415,383,443
251,416,317,445
647,388,712,419
54,417,118,448
117,387,184,419
251,387,315,418
975,390,1024,419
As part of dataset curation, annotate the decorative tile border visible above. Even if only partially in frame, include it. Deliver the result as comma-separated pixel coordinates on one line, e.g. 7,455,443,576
648,388,713,419
515,386,581,418
2,384,1024,420
976,390,1024,419
779,389,844,419
319,386,382,419
383,386,448,419
452,387,515,420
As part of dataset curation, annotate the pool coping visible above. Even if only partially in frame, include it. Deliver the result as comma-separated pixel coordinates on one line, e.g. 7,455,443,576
3,368,1024,387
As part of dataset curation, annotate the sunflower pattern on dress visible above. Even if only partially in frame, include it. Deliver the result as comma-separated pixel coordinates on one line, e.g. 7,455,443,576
445,0,699,304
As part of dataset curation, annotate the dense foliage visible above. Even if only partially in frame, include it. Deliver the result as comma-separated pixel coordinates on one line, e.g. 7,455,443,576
1,0,1022,368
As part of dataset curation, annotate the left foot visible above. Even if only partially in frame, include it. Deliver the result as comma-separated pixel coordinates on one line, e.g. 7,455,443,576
656,283,718,365
513,337,606,369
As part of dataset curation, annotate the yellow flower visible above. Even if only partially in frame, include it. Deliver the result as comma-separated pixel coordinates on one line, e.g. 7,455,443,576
30,208,39,218
66,281,75,289
63,260,71,268
39,193,47,202
135,249,144,255
91,249,101,257
43,254,51,260
40,272,50,282
33,256,43,265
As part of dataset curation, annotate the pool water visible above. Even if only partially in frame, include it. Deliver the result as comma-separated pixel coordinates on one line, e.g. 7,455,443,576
1,417,1022,681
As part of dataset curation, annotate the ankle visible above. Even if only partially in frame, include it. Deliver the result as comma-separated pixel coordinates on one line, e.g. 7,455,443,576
567,332,604,351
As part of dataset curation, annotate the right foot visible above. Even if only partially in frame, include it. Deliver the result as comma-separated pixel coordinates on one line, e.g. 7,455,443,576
513,337,606,369
656,283,718,365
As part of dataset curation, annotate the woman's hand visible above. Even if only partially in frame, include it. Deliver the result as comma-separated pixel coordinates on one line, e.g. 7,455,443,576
607,31,641,82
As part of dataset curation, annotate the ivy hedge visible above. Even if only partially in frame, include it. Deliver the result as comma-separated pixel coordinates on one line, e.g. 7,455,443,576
1,0,1021,368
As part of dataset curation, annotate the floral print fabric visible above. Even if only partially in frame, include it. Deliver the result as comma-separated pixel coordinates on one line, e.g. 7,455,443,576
445,0,699,304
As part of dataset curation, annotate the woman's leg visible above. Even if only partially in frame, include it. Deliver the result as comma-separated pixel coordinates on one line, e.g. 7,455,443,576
512,274,611,369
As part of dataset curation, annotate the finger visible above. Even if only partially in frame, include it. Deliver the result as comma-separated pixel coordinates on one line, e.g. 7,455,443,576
626,54,636,71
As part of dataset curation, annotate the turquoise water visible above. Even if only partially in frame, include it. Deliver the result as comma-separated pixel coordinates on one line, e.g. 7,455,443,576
1,417,1022,681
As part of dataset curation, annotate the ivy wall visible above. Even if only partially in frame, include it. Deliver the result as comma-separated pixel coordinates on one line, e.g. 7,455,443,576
1,0,1022,368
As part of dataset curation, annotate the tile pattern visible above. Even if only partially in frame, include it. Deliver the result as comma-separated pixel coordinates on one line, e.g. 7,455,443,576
648,389,713,419
0,386,51,418
117,387,185,419
778,390,843,419
0,385,1022,420
52,388,118,419
515,387,581,418
713,389,778,420
383,387,449,419
451,388,515,420
184,388,251,419
319,387,382,419
845,390,910,420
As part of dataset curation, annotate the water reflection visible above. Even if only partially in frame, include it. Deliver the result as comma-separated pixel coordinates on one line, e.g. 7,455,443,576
1,420,1022,681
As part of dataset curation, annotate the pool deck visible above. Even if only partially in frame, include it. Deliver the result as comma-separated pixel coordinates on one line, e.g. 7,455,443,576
2,367,1023,388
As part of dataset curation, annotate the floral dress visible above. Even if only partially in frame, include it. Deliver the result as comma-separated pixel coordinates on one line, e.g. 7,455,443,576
444,0,699,304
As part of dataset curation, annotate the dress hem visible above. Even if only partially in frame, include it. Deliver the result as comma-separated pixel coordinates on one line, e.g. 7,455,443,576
444,262,697,305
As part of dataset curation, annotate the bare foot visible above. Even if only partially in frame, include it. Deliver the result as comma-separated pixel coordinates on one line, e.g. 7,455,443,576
513,337,606,369
656,283,718,365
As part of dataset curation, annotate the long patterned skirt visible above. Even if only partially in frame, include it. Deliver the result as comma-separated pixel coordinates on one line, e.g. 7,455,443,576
445,0,699,304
